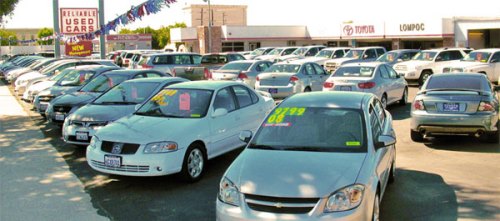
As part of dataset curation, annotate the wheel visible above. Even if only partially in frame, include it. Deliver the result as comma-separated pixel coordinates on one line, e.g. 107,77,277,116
380,94,387,109
399,87,408,106
372,192,380,221
410,130,424,142
303,87,311,92
479,123,499,143
419,71,432,85
388,159,396,184
180,144,206,182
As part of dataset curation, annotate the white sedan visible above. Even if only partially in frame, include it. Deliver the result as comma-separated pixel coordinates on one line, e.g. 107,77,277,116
86,81,275,181
323,62,408,108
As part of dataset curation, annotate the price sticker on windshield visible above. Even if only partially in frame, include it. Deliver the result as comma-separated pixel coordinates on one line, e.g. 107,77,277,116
266,107,306,124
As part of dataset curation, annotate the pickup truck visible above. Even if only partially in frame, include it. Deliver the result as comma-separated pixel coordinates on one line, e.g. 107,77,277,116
442,49,500,84
172,53,246,80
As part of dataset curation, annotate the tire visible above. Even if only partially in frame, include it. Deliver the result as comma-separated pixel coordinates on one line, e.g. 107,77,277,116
480,123,499,143
410,130,424,142
419,71,432,86
388,159,396,184
303,87,311,92
180,143,206,182
372,192,380,221
399,87,408,106
380,94,387,109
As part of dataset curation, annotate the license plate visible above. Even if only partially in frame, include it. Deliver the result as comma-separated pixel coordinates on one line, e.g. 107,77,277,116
104,155,121,167
55,114,65,121
443,103,459,112
75,131,89,141
39,104,48,111
268,88,278,94
340,86,352,91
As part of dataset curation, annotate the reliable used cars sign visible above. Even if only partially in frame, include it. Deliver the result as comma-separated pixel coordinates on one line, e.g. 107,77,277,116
65,41,93,57
60,8,98,34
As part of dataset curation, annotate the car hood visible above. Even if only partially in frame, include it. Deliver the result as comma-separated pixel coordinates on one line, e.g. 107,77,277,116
95,115,204,144
278,55,303,60
226,149,367,198
17,71,43,81
300,57,326,63
29,81,56,92
255,55,277,60
395,60,431,69
325,57,356,64
48,86,80,97
53,91,101,106
69,104,136,122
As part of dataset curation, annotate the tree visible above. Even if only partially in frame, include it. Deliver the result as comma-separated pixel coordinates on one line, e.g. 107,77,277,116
118,28,134,34
37,27,54,45
0,0,19,24
0,29,18,46
116,22,187,49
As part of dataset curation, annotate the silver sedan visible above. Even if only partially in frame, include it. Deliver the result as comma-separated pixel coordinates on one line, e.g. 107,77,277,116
217,91,396,221
255,60,329,98
323,62,408,109
410,73,500,143
211,60,273,88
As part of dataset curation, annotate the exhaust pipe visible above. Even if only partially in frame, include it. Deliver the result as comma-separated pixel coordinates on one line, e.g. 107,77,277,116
475,130,485,138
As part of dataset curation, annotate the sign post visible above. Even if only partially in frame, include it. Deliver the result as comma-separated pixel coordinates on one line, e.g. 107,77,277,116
98,0,105,59
53,0,61,58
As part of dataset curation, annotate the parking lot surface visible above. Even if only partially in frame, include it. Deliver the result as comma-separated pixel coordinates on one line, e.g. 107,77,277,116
1,83,499,221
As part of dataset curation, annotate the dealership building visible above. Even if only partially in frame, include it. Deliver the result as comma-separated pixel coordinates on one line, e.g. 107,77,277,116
171,5,500,53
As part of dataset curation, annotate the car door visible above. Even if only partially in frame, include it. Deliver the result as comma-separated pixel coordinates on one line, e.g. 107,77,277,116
303,63,321,91
380,65,398,103
370,100,391,189
209,87,241,157
385,64,405,103
312,63,328,89
231,85,262,132
377,65,391,101
363,49,377,61
490,52,500,82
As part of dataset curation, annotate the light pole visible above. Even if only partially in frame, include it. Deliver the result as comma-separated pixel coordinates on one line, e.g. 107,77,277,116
203,0,212,53
8,36,13,55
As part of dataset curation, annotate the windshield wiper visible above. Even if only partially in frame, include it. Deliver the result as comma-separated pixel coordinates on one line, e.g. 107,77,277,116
96,101,137,105
284,146,326,152
248,144,281,150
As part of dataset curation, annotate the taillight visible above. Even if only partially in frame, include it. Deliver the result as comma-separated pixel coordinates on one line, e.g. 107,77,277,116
323,82,334,88
290,76,299,82
204,68,212,79
142,64,153,69
413,100,425,110
238,72,248,79
172,69,176,76
478,101,494,112
256,76,260,81
358,82,376,89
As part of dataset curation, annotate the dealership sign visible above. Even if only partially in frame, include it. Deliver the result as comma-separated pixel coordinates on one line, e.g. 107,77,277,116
60,8,98,34
65,41,93,57
341,22,384,38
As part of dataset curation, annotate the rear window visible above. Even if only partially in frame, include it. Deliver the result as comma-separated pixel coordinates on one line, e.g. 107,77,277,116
333,66,375,77
138,56,150,65
220,62,252,71
426,75,487,91
152,55,196,65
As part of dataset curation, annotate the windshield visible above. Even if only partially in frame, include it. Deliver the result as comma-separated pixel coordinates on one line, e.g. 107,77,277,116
315,50,333,58
333,66,375,77
412,51,437,61
250,48,266,56
267,48,283,56
49,68,73,81
266,64,301,73
136,89,213,118
219,62,252,71
93,82,160,105
461,52,492,63
249,107,366,152
57,70,96,86
80,74,129,93
292,48,307,55
344,49,364,59
377,52,398,62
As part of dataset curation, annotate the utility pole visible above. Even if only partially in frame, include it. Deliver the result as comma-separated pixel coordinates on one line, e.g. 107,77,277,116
203,0,212,53
98,0,106,59
53,0,61,58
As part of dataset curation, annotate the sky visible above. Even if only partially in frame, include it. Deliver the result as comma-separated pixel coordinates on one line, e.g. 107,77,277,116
3,0,500,31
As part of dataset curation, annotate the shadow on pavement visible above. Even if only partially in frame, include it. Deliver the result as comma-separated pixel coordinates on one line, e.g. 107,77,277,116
423,136,500,153
381,169,458,221
386,103,411,120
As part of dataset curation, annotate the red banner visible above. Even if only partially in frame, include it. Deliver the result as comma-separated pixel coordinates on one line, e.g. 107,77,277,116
65,41,93,57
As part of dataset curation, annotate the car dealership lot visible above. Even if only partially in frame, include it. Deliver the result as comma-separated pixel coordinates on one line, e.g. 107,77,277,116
2,83,500,221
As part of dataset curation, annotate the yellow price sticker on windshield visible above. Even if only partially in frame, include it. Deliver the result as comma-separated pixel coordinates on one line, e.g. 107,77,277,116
191,114,201,118
346,141,361,146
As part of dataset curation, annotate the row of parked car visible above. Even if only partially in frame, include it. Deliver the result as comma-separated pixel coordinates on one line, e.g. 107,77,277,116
1,48,499,220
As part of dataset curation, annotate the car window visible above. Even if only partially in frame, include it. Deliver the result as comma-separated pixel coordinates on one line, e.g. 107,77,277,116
304,63,316,75
364,49,377,59
379,66,389,79
137,88,213,118
305,48,318,56
436,51,452,61
373,99,386,123
80,74,129,93
146,73,162,77
232,85,253,108
333,50,345,58
400,52,415,61
229,54,245,62
249,89,259,104
152,55,170,65
192,55,202,64
491,52,500,62
283,48,296,55
256,62,269,72
213,87,236,112
267,64,301,73
449,51,464,60
172,55,192,65
334,66,375,77
385,65,398,79
133,74,145,79
93,82,161,104
58,70,95,86
375,49,385,58
250,107,366,152
369,105,383,139
426,75,487,91
313,63,325,75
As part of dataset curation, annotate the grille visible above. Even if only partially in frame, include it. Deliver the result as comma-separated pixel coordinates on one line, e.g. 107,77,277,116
90,160,149,173
244,194,318,214
101,141,140,155
71,121,107,128
67,135,92,143
38,96,54,102
53,105,72,113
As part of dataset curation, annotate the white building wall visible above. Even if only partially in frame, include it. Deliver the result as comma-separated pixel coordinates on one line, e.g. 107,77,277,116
221,26,308,40
170,27,198,42
454,17,500,47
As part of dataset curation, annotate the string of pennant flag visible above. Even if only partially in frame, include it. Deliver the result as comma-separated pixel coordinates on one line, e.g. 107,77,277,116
15,0,177,44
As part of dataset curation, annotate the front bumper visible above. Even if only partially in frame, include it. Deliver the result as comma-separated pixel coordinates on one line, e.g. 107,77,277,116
398,70,418,80
411,111,498,135
63,123,105,145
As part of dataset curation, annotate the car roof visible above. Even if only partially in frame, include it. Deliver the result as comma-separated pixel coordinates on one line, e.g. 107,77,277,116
123,77,186,84
386,49,420,53
166,80,238,90
282,91,372,110
342,62,382,67
148,52,200,57
351,46,385,50
321,47,351,51
470,48,500,53
104,69,163,76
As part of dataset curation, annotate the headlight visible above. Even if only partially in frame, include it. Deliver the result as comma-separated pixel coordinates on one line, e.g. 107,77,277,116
324,184,365,212
143,141,178,154
89,136,101,149
218,177,240,206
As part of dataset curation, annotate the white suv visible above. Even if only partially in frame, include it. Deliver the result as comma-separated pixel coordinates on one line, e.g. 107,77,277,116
393,48,472,85
442,49,500,84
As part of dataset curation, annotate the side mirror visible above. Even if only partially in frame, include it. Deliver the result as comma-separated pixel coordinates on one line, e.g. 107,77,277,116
375,135,396,149
239,130,253,143
134,104,142,111
212,108,228,118
435,56,443,62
